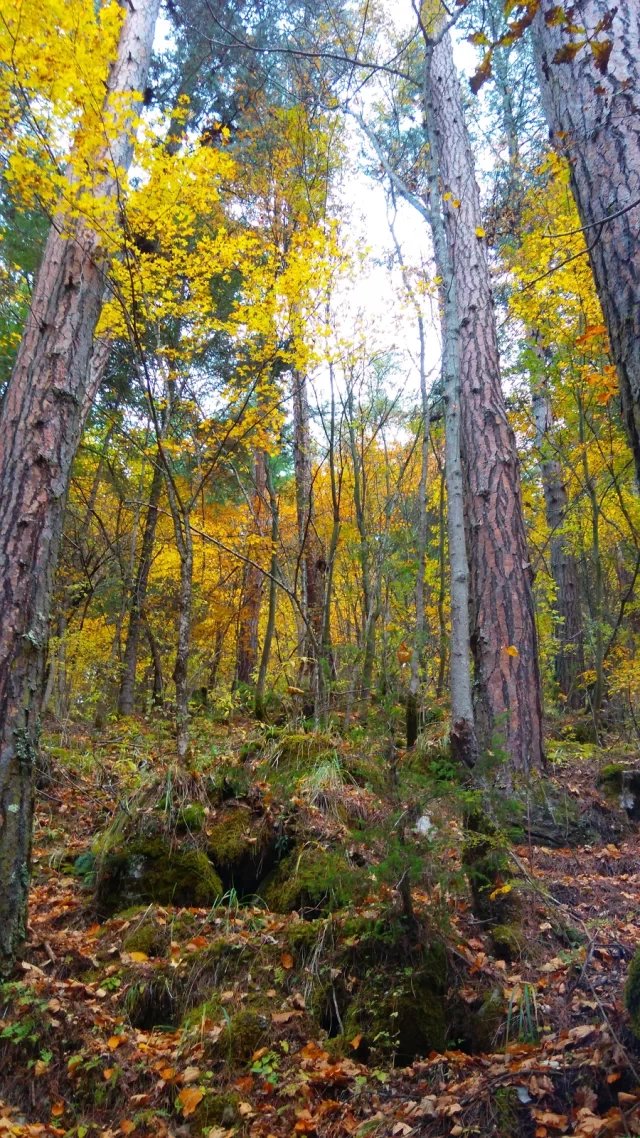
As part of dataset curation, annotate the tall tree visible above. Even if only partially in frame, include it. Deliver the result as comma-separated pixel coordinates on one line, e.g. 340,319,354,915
416,12,545,775
0,0,161,974
530,0,640,482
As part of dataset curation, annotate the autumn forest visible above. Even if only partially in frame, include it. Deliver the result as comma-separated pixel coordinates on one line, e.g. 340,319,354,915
1,0,640,1135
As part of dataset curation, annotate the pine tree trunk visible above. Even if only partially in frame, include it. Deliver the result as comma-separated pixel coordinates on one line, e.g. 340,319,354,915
0,0,160,975
421,38,478,770
531,0,640,482
118,458,163,716
429,30,544,775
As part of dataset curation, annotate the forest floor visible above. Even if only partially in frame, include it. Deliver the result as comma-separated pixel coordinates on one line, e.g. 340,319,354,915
2,714,640,1138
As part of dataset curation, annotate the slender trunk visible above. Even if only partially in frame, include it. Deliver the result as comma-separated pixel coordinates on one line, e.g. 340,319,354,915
0,0,160,974
531,0,640,482
235,450,268,687
577,392,605,729
255,462,279,720
118,458,163,716
429,29,544,775
292,369,323,686
145,621,164,708
532,373,585,707
436,461,448,698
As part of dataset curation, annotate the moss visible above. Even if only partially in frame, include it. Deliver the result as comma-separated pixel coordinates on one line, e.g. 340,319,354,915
260,847,368,916
340,959,448,1063
625,948,640,1038
492,1086,520,1137
462,811,518,925
490,924,524,963
190,1091,240,1135
206,806,278,894
122,914,169,958
597,763,625,795
466,987,505,1053
286,919,326,955
176,803,206,833
215,1007,269,1062
95,838,223,914
181,996,222,1031
124,969,180,1029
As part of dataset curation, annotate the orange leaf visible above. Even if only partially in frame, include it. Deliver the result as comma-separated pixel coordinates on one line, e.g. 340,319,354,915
120,1123,136,1135
177,1086,205,1117
51,1102,65,1118
281,952,294,970
107,1035,126,1050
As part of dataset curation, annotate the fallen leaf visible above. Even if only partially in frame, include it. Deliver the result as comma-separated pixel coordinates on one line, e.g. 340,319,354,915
177,1086,205,1117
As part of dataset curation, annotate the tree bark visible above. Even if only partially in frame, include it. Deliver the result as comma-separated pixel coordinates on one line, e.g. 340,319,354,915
117,458,163,716
235,449,268,686
531,0,640,482
0,0,160,974
292,369,323,690
531,372,585,707
421,38,478,770
429,29,544,775
255,461,279,720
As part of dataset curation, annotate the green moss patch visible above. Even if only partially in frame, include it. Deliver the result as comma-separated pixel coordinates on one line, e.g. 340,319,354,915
207,805,280,894
260,846,369,916
95,838,223,915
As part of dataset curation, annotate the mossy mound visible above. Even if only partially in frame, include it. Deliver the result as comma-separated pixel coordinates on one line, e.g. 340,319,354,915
176,803,206,833
625,948,640,1038
190,1091,240,1135
462,811,519,924
206,805,280,894
266,733,337,787
490,924,524,963
339,948,449,1063
95,837,223,915
122,909,170,958
260,846,369,915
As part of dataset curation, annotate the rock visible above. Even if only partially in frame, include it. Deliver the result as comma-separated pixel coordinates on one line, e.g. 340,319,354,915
95,837,223,915
206,805,280,895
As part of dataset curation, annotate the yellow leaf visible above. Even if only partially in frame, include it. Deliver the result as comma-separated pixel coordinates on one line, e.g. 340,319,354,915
177,1086,205,1116
107,1034,126,1050
475,227,486,238
442,191,452,201
127,951,148,962
504,645,519,657
452,199,461,208
489,883,512,902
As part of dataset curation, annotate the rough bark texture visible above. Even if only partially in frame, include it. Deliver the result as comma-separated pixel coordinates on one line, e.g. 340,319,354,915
236,450,268,687
0,0,160,974
118,458,163,716
532,377,585,706
531,0,640,481
430,31,544,774
422,40,478,770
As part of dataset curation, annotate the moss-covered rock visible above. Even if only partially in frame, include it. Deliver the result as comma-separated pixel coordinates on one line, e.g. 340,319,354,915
122,911,170,958
462,811,518,925
490,924,524,963
215,1007,269,1062
625,948,640,1038
260,847,368,915
340,952,449,1063
207,806,279,894
95,837,223,915
190,1091,240,1135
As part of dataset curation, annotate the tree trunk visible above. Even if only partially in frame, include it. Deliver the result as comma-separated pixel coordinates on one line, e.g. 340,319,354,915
531,0,640,483
118,458,163,716
531,372,585,707
429,29,544,775
236,450,268,687
255,461,279,720
292,369,323,688
421,37,478,770
0,0,160,975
